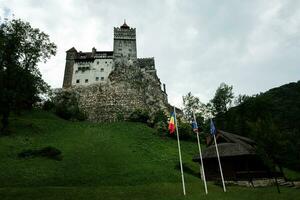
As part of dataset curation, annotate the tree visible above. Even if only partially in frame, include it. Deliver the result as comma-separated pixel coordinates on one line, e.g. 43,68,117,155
182,92,201,121
248,118,288,178
234,94,250,106
210,83,234,116
0,18,56,134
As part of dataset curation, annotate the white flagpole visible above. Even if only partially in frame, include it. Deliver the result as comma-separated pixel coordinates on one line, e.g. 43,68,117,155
192,111,208,194
213,134,226,192
174,106,186,196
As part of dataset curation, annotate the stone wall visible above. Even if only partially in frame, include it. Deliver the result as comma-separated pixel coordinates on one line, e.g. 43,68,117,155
65,59,169,122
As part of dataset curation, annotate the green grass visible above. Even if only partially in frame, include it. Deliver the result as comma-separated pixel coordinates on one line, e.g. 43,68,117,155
284,168,300,181
0,110,299,199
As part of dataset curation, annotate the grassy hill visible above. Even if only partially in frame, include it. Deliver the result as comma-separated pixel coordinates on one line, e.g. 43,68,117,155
0,110,299,199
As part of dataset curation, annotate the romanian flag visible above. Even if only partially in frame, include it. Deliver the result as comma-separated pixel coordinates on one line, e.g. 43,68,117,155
168,112,176,134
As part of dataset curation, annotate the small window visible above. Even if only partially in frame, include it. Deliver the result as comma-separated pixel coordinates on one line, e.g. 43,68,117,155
105,61,107,64
97,61,99,65
118,48,122,51
101,77,104,81
96,77,99,81
128,49,132,52
85,79,88,83
76,79,80,83
100,68,104,72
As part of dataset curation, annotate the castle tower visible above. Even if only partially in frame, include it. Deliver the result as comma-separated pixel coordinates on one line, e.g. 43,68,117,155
62,47,77,88
113,20,137,60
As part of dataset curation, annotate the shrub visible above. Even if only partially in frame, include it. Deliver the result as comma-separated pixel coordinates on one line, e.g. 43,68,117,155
52,90,86,121
154,121,168,136
152,110,168,135
128,109,150,123
153,110,168,125
116,112,124,121
18,146,62,161
178,121,195,140
42,100,55,111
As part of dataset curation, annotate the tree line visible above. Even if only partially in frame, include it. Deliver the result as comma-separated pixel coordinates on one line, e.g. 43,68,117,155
182,81,300,173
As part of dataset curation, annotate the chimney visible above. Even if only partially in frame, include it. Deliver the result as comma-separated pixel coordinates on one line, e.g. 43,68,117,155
92,47,96,56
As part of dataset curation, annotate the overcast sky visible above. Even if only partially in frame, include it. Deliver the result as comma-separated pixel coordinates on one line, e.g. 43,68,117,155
1,0,300,107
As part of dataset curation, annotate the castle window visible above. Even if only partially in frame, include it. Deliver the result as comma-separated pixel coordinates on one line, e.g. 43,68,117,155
118,48,122,51
96,77,99,81
128,49,132,52
101,68,104,72
76,79,80,83
101,77,104,81
85,79,88,83
105,61,107,64
97,61,99,65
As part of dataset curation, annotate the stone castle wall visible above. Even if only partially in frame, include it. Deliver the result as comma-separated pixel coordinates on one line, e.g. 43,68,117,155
66,59,168,122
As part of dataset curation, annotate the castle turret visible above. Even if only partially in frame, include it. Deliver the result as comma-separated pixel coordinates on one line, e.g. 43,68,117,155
62,47,77,88
113,20,137,60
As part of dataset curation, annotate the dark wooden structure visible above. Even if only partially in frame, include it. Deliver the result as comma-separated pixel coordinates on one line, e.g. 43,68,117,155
193,130,281,181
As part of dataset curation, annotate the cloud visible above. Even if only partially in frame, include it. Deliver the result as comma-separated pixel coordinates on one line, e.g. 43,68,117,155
1,0,300,108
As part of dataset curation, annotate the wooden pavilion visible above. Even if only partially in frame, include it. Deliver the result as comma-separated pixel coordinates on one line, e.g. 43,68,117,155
193,130,281,181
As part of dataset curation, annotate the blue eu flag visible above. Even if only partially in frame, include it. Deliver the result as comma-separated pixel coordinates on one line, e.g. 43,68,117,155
192,120,198,133
210,119,216,135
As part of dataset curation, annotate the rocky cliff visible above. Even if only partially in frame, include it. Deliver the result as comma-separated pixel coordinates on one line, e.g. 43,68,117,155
63,59,168,122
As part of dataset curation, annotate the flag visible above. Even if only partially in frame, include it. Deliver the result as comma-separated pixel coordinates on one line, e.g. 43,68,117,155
191,120,198,133
210,119,216,135
168,112,176,134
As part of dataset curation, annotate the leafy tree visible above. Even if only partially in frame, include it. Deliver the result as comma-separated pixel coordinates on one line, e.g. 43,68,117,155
210,83,234,116
215,81,300,170
182,92,201,121
248,118,288,177
0,18,56,134
234,94,250,106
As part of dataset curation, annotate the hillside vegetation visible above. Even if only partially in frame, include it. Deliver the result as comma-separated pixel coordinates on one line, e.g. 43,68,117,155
0,110,299,199
215,81,300,170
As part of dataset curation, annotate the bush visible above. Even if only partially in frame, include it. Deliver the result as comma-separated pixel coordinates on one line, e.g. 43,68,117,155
128,109,150,123
153,110,168,125
178,121,195,140
42,100,55,111
152,110,168,135
154,121,168,136
18,146,62,161
116,112,124,121
52,90,86,121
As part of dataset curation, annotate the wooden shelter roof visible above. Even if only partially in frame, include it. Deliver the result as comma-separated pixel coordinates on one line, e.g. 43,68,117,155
194,130,256,161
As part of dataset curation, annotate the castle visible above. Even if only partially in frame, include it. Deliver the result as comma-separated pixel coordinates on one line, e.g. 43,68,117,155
61,21,170,122
62,21,166,93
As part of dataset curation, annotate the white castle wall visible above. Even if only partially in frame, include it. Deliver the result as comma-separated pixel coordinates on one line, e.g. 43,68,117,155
72,58,113,86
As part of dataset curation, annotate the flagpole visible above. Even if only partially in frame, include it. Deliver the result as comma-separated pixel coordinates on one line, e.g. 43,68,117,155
213,134,226,192
192,111,208,194
174,106,186,196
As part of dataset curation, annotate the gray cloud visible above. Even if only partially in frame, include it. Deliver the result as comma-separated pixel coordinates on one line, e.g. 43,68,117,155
1,0,300,107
